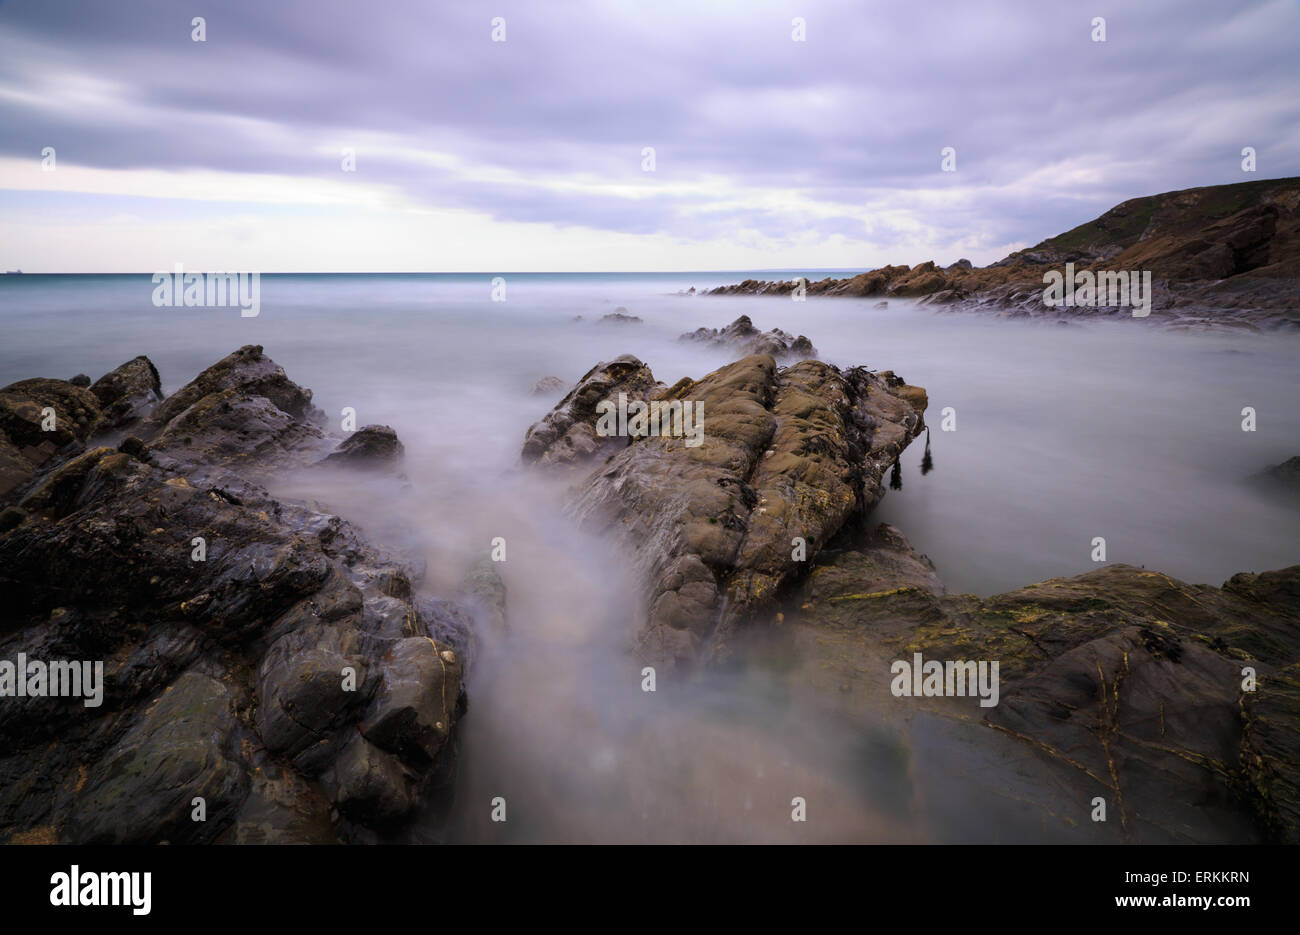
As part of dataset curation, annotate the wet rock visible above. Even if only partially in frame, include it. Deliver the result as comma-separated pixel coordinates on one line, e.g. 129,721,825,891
600,310,642,324
361,637,460,770
678,315,818,360
64,672,246,845
521,354,660,469
523,353,927,668
0,347,467,845
776,523,1300,844
90,355,163,431
319,425,405,470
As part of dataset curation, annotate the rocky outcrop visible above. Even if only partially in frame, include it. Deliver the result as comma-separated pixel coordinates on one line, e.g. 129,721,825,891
708,177,1300,328
679,315,817,360
0,347,468,844
761,522,1300,843
521,354,660,470
522,353,927,668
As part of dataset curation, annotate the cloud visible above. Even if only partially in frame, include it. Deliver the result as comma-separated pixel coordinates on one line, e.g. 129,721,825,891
0,0,1297,270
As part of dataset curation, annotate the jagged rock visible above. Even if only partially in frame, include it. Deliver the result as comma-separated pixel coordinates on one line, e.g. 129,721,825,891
143,345,322,436
0,347,466,844
523,353,927,668
678,315,818,360
600,310,642,324
521,354,659,469
90,355,163,431
140,348,328,478
319,425,405,470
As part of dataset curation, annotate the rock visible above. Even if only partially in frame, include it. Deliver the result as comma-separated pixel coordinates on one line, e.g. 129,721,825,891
142,347,329,479
69,375,91,388
772,523,1300,844
523,353,927,668
600,311,642,324
64,672,246,845
1253,456,1300,497
319,425,405,470
0,377,104,499
90,355,162,431
0,377,102,448
531,376,568,396
0,347,466,845
361,637,461,770
0,506,25,532
678,315,818,360
117,435,149,460
463,556,507,634
521,354,659,469
144,344,322,434
707,178,1300,329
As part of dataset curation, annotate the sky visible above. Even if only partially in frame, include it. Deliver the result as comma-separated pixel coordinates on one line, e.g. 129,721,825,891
0,0,1297,273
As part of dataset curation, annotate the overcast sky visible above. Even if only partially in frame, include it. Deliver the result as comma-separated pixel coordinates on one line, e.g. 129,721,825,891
0,0,1297,272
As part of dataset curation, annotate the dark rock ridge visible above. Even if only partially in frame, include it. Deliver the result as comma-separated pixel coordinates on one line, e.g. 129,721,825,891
679,315,817,360
764,523,1300,844
0,346,470,844
709,177,1300,329
522,352,928,668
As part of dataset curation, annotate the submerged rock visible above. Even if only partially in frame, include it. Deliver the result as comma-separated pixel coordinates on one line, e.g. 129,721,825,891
1253,455,1300,497
531,375,568,395
679,315,818,360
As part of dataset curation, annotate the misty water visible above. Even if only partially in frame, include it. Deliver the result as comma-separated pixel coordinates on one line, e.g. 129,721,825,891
2,273,1297,841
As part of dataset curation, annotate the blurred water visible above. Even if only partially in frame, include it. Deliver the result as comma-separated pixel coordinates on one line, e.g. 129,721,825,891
2,272,1297,842
2,272,1294,595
